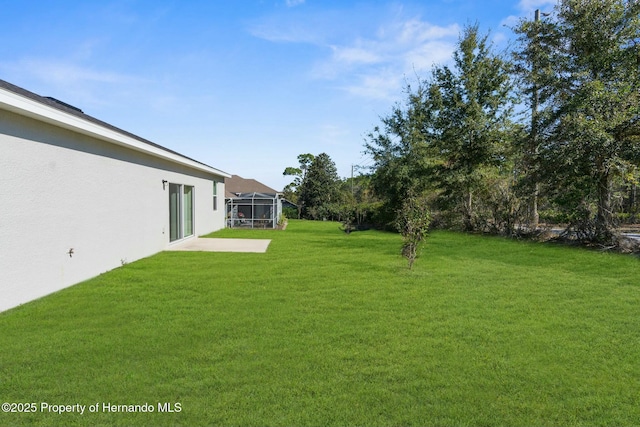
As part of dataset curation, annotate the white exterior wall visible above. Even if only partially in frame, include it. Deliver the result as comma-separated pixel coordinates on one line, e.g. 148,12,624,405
0,109,227,312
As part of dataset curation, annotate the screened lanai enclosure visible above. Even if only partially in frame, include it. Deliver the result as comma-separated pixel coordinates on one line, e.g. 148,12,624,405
225,175,284,229
226,192,282,229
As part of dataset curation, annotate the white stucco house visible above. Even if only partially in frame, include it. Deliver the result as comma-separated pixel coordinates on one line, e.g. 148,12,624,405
0,79,230,312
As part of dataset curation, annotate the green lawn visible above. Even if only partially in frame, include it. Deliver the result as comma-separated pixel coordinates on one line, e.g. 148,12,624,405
1,220,639,426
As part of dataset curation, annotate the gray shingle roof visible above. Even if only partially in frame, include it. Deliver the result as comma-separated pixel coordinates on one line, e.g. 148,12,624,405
225,175,279,198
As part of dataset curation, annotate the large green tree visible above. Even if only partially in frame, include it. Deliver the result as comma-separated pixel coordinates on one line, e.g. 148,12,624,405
515,0,640,242
298,153,342,220
365,82,438,226
366,25,517,231
512,9,561,229
283,153,314,219
429,24,517,230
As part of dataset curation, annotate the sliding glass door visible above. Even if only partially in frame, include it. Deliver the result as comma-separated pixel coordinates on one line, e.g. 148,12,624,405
169,184,181,242
169,183,194,242
183,185,193,237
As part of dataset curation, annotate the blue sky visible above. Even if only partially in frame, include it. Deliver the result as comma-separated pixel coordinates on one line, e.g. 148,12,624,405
0,0,554,190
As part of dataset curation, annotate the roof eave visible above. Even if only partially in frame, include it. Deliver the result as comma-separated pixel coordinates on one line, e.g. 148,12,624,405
0,86,230,178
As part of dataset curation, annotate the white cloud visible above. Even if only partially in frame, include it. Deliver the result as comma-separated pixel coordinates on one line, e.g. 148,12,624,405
285,0,305,6
500,15,522,28
403,40,457,71
317,123,350,146
491,31,509,46
315,18,459,100
341,69,404,101
0,57,149,112
330,44,382,66
0,58,137,87
394,18,460,44
248,20,322,44
250,7,461,101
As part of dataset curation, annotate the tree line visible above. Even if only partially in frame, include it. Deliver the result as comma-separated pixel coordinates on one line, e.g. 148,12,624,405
284,0,640,245
282,152,378,224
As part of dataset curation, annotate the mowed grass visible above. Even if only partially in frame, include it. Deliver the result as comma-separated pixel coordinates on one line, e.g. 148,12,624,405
1,220,639,426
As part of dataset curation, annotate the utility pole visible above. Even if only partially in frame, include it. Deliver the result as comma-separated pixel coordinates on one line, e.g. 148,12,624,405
351,164,354,197
530,9,541,230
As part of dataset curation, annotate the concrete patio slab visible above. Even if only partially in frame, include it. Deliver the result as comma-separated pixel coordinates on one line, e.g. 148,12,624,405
166,237,271,253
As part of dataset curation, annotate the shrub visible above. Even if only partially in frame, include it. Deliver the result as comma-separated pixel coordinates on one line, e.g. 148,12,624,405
395,193,431,269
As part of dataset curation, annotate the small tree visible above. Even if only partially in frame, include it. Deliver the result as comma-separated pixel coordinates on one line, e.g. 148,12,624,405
395,193,431,269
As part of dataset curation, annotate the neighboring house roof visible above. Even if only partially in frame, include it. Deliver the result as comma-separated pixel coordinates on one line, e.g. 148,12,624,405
225,175,280,198
0,79,230,178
